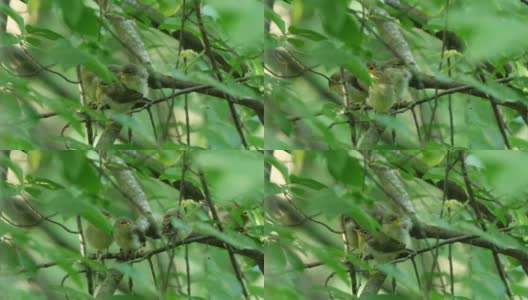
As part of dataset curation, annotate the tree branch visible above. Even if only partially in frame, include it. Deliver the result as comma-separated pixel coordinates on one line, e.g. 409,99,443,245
119,0,248,77
24,234,263,275
94,268,124,299
147,72,263,124
105,154,161,239
411,222,528,273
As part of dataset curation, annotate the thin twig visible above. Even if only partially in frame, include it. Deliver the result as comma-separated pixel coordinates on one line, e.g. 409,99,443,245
194,1,248,148
459,152,512,299
198,171,250,299
77,215,93,295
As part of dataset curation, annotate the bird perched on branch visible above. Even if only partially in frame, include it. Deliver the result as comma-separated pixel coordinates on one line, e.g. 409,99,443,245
341,214,359,252
113,217,146,259
118,64,149,98
366,59,411,113
95,64,148,114
81,64,149,114
363,213,413,263
86,221,113,255
162,207,192,243
80,68,98,107
328,70,369,105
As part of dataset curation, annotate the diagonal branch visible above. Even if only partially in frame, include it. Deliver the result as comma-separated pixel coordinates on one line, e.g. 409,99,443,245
105,153,160,239
119,0,248,77
193,1,248,148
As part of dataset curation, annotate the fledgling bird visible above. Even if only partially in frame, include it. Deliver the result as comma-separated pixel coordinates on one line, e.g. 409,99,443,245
328,70,369,105
86,221,114,254
340,214,359,252
85,216,113,282
366,60,411,113
161,208,192,243
95,64,146,114
363,213,412,263
80,68,98,106
216,203,250,232
113,217,146,259
118,64,149,98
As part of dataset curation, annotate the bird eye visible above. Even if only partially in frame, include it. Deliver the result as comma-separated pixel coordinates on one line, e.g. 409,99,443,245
123,65,136,74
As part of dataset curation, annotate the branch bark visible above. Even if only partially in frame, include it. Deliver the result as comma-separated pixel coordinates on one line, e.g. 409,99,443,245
120,0,248,77
411,222,528,273
105,154,161,239
94,268,124,299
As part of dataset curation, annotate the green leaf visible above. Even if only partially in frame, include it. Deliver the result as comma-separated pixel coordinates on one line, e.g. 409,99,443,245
265,181,283,197
1,4,24,32
288,26,327,41
56,0,82,30
324,151,363,186
265,152,289,184
159,16,181,31
449,1,528,62
47,38,88,67
0,32,19,45
0,155,23,186
83,58,116,82
290,175,327,190
26,25,64,40
287,37,304,48
207,0,264,49
265,5,285,34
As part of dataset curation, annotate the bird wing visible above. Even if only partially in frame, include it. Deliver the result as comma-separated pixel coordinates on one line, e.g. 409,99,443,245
103,83,144,104
366,232,407,253
131,225,146,247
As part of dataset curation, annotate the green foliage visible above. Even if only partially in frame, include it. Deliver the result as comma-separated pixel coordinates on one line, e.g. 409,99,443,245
265,0,528,149
265,150,528,298
0,0,263,149
0,150,264,299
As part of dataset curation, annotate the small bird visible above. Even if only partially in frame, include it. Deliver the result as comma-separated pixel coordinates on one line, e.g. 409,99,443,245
366,60,411,113
161,208,192,243
95,64,145,114
85,221,114,254
85,216,113,282
80,68,98,107
113,217,146,259
340,214,359,252
363,213,412,263
82,64,149,114
328,70,369,105
118,64,149,98
216,203,250,232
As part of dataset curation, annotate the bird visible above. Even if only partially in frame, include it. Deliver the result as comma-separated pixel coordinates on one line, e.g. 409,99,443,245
328,70,369,105
161,208,192,243
85,216,113,283
80,64,148,114
216,203,250,232
118,64,149,98
341,214,359,252
95,64,146,114
113,217,146,259
80,68,98,107
366,59,411,113
85,221,113,254
363,213,412,263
